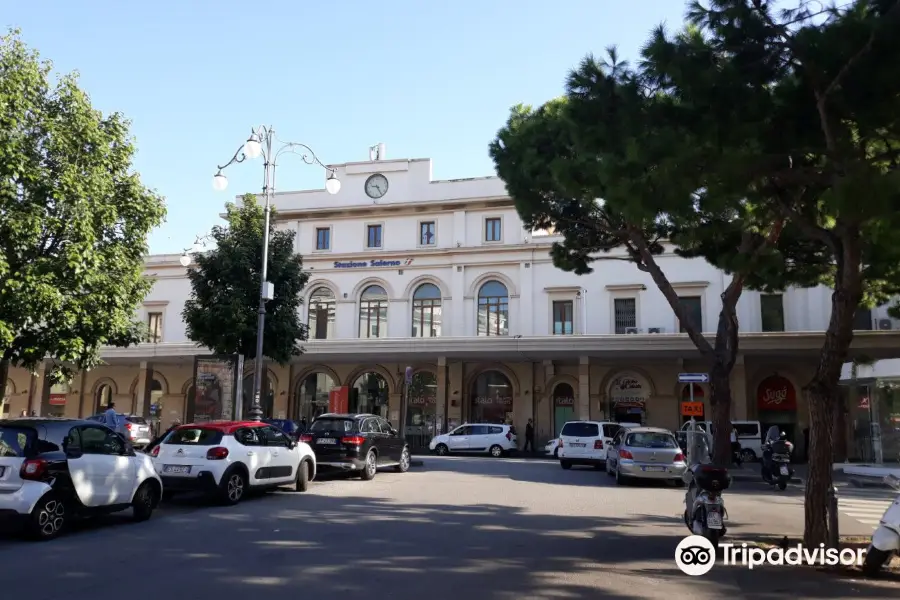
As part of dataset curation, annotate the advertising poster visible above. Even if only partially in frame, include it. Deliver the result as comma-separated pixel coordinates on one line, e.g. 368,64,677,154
188,355,241,423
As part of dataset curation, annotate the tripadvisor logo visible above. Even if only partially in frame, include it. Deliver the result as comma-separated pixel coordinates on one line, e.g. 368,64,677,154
675,535,866,576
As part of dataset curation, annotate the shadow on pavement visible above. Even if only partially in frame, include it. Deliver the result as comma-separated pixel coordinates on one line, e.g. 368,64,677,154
1,493,897,599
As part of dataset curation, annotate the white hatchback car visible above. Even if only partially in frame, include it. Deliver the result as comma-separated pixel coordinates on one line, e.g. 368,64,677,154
0,417,163,540
558,421,639,470
151,420,316,505
429,424,518,457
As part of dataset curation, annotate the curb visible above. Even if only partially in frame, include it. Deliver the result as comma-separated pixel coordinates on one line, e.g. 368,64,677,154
849,476,893,489
410,459,425,468
730,472,804,484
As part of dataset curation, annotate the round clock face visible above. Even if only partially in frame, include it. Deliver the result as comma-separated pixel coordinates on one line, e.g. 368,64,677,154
365,174,388,199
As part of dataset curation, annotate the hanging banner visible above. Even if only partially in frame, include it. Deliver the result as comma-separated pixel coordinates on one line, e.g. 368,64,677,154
188,355,241,423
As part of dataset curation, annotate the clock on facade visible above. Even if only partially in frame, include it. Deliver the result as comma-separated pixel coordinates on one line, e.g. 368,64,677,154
364,173,388,199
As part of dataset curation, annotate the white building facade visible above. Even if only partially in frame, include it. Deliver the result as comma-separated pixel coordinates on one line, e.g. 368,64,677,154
5,153,900,456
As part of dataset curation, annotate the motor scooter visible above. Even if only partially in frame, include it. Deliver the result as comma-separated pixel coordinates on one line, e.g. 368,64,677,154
862,474,900,576
681,420,730,544
760,426,793,491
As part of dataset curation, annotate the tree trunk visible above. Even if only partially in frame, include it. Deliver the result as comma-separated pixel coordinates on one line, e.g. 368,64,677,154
0,358,9,406
832,399,848,463
709,365,734,466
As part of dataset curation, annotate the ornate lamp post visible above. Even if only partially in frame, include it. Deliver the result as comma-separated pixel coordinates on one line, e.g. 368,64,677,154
211,127,340,421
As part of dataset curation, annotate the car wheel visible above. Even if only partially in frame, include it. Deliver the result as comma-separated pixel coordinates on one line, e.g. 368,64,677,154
489,445,503,458
606,460,615,477
28,493,67,541
553,448,559,459
361,450,378,481
220,470,247,505
131,481,156,522
435,444,449,456
560,460,572,470
395,446,411,473
741,449,756,463
615,467,628,486
295,461,310,492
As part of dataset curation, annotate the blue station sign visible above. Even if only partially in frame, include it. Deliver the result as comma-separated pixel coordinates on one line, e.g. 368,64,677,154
334,258,414,269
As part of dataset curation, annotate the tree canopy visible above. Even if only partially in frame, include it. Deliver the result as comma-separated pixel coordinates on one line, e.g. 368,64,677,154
0,29,166,398
182,195,309,364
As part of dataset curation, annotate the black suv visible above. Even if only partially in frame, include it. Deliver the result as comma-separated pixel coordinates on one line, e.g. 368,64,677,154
300,413,410,480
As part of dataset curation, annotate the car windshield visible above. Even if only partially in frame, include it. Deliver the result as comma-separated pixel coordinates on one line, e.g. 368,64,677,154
561,422,599,437
164,427,223,445
125,416,147,425
626,432,677,449
0,426,35,457
309,418,355,433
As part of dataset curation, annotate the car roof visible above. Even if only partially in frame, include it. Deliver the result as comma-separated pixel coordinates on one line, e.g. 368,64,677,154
624,427,673,435
0,417,96,427
176,420,267,434
316,413,377,420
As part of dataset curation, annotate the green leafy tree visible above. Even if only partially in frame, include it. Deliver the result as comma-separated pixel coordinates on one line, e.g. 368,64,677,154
638,0,900,546
490,53,786,467
182,194,309,365
0,30,166,404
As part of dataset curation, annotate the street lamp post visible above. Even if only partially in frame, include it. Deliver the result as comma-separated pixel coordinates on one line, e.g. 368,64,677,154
212,126,340,421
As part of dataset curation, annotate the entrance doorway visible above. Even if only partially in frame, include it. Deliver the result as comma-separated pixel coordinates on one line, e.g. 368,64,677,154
406,371,437,450
351,372,389,417
552,383,576,438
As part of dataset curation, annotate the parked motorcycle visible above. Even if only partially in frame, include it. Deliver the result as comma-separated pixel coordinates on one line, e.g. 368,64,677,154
760,425,793,491
862,474,900,576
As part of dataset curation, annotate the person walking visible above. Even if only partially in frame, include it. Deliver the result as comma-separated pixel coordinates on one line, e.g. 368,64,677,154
524,418,535,453
103,402,119,432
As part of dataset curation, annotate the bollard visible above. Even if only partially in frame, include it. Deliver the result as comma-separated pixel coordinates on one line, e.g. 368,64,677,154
827,485,840,549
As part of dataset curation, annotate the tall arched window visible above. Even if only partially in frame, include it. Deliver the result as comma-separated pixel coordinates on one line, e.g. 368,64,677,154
359,285,388,338
308,287,336,340
412,283,442,337
294,372,336,422
470,370,513,423
351,372,389,417
477,280,509,336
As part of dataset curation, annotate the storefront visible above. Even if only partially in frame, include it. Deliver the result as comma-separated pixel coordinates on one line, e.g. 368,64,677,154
552,383,575,437
607,372,649,425
45,382,68,417
350,372,389,416
469,370,513,424
756,375,798,445
840,360,900,463
406,371,438,449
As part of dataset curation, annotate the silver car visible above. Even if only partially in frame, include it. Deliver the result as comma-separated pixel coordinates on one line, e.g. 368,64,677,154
605,427,687,486
87,413,153,447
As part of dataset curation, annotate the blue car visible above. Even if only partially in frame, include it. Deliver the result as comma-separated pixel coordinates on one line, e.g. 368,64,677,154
263,418,303,439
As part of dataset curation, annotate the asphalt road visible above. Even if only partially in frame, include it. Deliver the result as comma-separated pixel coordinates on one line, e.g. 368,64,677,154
0,457,897,599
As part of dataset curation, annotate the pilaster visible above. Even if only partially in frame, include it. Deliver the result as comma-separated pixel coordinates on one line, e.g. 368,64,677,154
578,356,591,420
134,361,151,418
436,357,448,433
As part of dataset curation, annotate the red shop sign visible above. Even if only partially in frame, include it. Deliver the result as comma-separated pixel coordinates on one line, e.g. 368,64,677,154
756,376,797,411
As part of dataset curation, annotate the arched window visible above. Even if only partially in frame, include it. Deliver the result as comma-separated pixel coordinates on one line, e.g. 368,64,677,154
412,283,442,337
470,370,513,423
294,372,336,422
477,280,509,336
351,372,389,417
359,285,388,338
95,384,113,414
308,287,336,340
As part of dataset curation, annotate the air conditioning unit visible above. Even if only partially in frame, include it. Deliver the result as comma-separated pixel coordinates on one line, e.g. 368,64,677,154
878,319,893,331
625,327,640,334
648,327,666,334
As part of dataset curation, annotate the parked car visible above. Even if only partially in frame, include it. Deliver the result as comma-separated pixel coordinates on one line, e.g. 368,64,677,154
428,423,518,458
87,413,152,448
557,421,639,470
676,420,763,462
544,438,560,458
0,418,162,540
150,420,316,504
263,418,303,439
300,413,410,480
606,426,687,486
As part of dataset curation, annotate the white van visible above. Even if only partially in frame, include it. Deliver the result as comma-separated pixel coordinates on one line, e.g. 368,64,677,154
558,421,639,470
677,420,763,462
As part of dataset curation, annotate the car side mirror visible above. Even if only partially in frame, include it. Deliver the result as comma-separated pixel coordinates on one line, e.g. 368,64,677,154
389,428,398,436
288,440,296,449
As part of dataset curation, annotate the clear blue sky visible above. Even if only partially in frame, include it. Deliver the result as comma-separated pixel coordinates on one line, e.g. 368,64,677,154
5,0,687,255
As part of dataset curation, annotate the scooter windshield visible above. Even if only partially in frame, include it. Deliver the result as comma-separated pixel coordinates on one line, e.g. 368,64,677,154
765,425,781,443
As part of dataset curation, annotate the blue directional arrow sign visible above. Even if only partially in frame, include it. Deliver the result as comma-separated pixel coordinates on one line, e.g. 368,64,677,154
678,373,710,384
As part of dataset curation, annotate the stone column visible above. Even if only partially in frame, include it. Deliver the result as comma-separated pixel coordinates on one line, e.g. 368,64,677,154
578,357,591,420
133,361,151,418
436,357,448,433
518,363,535,449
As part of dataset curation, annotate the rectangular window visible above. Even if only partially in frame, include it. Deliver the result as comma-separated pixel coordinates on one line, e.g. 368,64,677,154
366,224,383,249
853,306,873,331
613,298,637,334
315,227,331,250
419,221,436,246
677,296,703,333
484,217,502,242
147,312,163,343
552,300,574,335
760,294,785,332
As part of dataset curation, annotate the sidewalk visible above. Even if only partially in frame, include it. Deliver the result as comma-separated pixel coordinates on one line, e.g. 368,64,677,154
729,463,805,484
833,462,900,488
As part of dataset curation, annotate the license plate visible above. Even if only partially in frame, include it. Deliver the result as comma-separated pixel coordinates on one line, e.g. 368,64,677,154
317,438,337,445
642,466,666,472
164,465,191,475
707,511,723,529
780,466,789,475
570,443,586,448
